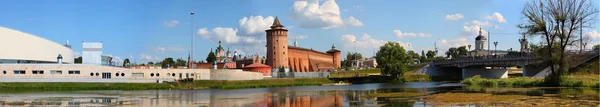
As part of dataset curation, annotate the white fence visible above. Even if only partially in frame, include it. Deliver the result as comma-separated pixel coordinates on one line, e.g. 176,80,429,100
271,72,330,78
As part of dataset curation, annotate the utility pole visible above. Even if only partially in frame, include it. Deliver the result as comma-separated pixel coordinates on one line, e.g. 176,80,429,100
190,12,195,68
580,17,583,53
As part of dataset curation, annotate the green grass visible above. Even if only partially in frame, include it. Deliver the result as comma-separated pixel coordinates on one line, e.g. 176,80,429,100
329,68,382,78
403,72,431,82
461,75,599,88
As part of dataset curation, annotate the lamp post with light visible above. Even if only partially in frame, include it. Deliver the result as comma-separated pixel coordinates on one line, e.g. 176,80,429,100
493,41,498,55
190,12,195,68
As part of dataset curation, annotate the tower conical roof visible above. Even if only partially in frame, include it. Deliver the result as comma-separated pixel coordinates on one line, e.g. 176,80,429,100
270,16,284,28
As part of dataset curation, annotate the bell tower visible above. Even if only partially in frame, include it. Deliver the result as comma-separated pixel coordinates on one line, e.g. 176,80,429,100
265,16,289,68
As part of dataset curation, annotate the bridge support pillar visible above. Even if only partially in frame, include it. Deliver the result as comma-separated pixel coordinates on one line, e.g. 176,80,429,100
462,67,508,79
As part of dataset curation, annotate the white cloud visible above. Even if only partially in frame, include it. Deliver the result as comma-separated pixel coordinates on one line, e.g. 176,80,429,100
163,20,180,27
341,33,386,49
152,46,186,54
197,16,268,55
461,20,495,37
238,16,275,36
139,54,160,62
288,0,362,29
152,47,166,53
346,16,364,27
393,30,431,38
587,30,600,40
444,13,464,21
486,12,507,23
437,38,468,53
168,47,186,53
295,35,308,39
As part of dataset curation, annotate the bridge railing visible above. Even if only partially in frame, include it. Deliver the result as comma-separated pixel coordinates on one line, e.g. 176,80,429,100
432,54,542,65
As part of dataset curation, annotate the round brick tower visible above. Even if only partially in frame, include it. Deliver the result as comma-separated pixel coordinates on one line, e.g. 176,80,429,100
265,16,289,69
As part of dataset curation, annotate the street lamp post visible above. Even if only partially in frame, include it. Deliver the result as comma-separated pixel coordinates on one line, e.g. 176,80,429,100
190,12,195,68
493,41,498,55
353,40,357,69
467,44,471,51
487,26,497,56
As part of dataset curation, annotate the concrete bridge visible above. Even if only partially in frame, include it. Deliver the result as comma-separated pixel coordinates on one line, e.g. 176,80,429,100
432,55,543,68
426,54,544,79
420,49,599,79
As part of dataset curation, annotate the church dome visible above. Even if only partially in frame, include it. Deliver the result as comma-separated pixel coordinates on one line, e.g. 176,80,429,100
476,35,486,40
475,27,486,40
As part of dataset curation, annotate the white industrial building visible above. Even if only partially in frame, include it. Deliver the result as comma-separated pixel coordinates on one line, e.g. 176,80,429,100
0,27,74,64
82,42,102,65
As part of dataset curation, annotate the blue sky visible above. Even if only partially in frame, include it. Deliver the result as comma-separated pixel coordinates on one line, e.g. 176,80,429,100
1,0,598,64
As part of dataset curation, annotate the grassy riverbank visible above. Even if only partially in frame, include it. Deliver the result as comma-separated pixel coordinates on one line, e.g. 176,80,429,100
0,78,334,91
330,65,431,82
461,74,599,88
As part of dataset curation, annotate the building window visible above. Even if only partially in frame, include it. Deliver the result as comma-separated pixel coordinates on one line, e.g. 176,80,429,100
283,46,285,48
172,73,175,77
191,73,195,76
121,73,125,77
115,73,119,77
96,73,100,76
68,70,80,74
150,73,154,77
167,73,170,77
283,52,285,54
51,70,62,74
156,73,160,77
102,73,111,79
90,73,94,76
32,70,44,74
2,71,5,74
13,70,25,74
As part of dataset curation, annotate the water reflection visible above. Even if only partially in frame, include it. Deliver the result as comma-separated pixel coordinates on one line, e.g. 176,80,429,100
0,82,596,107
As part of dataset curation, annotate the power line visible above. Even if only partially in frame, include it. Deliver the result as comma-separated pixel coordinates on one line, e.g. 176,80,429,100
489,32,521,34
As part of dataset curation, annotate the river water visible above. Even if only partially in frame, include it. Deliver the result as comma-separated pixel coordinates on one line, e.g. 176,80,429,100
0,82,597,107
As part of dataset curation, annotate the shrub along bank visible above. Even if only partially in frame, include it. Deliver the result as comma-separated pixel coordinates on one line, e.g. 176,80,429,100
461,75,599,88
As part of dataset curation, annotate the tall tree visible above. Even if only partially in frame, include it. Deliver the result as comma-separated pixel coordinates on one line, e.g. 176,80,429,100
123,58,130,67
419,50,427,62
175,58,187,67
376,42,411,80
147,62,154,65
426,50,436,60
594,44,600,49
407,50,420,63
342,52,363,68
161,57,175,68
519,0,598,85
458,46,468,56
74,56,82,64
445,47,458,58
206,51,217,63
